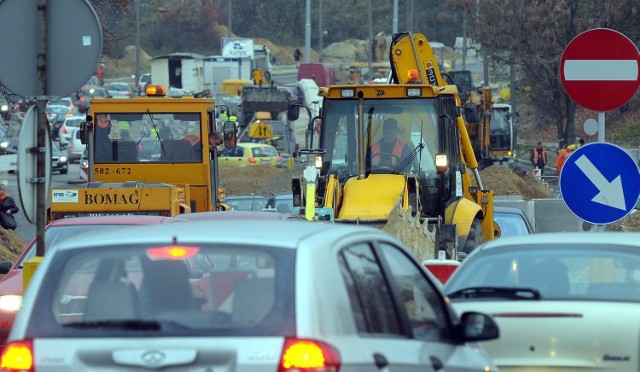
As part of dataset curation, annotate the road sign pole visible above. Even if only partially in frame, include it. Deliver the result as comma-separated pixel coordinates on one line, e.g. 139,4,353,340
35,0,47,257
597,111,605,143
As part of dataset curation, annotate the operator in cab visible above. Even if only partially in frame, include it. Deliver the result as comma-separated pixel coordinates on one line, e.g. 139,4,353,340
369,118,418,173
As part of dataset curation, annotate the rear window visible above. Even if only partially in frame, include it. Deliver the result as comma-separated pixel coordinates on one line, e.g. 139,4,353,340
251,146,277,157
27,243,295,338
64,119,83,127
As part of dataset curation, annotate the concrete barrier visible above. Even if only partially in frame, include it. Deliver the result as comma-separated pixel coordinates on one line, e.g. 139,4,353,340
494,195,602,233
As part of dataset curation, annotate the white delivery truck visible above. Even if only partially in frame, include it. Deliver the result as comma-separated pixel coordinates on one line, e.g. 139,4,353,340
203,56,252,94
150,53,205,96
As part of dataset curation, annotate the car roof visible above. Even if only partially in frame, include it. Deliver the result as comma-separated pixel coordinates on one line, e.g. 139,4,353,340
237,142,277,149
52,219,385,252
47,215,180,227
478,231,640,252
175,211,305,221
63,116,85,122
493,206,527,215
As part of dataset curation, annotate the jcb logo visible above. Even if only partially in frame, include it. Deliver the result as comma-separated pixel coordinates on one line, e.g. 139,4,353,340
84,193,139,205
375,89,385,97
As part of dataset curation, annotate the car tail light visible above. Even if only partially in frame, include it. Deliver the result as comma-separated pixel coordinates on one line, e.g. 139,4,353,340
126,91,131,97
248,157,255,163
61,126,67,134
277,155,281,162
278,338,340,372
69,145,75,153
0,340,34,371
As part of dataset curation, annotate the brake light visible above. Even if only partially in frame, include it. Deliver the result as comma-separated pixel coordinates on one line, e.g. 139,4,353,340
278,338,340,372
277,155,281,162
69,145,75,153
61,126,67,134
248,157,255,163
0,340,34,371
146,245,199,260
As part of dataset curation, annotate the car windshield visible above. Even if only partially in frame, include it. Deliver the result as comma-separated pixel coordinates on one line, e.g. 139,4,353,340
445,244,640,302
226,197,267,211
37,243,295,337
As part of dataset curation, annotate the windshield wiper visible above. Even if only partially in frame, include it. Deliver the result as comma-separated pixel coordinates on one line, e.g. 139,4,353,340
63,320,161,330
447,286,541,300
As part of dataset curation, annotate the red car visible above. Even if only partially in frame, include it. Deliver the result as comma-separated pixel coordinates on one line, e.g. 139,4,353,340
0,215,181,347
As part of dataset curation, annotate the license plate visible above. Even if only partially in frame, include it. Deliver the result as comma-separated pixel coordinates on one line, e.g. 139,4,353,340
260,159,272,165
52,161,58,167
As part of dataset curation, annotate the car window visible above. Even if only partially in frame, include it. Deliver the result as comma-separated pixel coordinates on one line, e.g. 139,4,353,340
378,242,452,341
226,197,267,211
36,243,295,337
252,146,277,157
445,245,640,301
340,243,401,335
18,224,129,268
63,119,83,128
494,213,530,237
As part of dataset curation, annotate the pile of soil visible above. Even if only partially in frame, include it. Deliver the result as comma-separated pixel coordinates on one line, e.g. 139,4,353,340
0,230,27,262
478,165,555,199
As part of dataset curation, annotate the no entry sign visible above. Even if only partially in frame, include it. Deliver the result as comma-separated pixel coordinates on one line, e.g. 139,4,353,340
560,28,640,112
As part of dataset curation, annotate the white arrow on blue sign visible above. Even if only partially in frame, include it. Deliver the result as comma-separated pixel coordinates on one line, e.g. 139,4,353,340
560,143,640,224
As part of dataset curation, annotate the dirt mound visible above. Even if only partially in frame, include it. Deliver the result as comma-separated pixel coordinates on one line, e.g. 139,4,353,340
478,165,554,199
606,211,640,232
0,229,27,262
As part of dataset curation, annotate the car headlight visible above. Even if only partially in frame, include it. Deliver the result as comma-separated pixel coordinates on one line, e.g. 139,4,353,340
1,104,8,112
59,156,67,163
0,295,22,312
0,141,8,149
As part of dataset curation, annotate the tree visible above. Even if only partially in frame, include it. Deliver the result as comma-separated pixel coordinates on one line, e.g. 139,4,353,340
473,0,640,146
150,0,221,55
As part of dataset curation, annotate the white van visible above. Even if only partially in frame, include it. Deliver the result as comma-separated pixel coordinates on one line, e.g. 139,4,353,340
296,79,322,117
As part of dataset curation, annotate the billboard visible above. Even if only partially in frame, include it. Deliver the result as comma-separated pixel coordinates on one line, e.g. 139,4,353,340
221,38,254,59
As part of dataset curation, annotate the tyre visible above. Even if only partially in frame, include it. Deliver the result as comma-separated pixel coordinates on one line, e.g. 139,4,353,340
60,168,68,175
461,218,484,256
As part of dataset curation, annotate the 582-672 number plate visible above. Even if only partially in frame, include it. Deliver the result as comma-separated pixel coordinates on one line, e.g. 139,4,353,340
94,167,132,175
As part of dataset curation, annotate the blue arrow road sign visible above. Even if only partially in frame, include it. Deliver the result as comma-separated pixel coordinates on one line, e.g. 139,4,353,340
560,143,640,224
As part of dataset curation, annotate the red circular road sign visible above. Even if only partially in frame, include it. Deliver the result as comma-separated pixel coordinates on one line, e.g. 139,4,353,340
560,28,640,112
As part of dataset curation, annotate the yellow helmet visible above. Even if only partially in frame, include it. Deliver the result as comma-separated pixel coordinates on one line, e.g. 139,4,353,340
567,144,577,150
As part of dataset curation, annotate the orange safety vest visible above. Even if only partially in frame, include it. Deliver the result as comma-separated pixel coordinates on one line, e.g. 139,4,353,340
533,148,547,165
371,140,405,166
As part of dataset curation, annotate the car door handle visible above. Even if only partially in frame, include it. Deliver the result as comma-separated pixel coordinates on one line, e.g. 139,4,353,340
373,353,388,369
430,355,443,371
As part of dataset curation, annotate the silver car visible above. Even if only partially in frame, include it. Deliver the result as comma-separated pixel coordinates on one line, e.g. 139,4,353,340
4,220,499,371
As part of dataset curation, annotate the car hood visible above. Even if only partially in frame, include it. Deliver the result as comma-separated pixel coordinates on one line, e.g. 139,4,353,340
451,301,639,371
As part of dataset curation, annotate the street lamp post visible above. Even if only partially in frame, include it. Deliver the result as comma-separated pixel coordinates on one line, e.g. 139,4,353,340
134,0,140,95
319,0,323,62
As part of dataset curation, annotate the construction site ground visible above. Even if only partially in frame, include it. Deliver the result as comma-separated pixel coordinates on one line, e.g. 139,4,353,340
1,162,638,264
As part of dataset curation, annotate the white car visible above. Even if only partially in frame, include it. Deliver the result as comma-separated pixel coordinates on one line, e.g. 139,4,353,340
2,220,499,371
65,128,86,163
58,115,85,149
445,232,640,371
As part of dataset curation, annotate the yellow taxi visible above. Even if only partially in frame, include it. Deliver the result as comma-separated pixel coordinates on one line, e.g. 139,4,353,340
218,142,281,167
